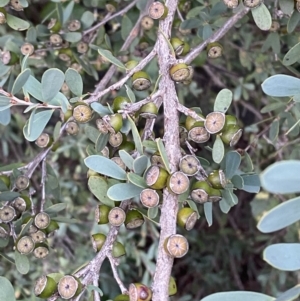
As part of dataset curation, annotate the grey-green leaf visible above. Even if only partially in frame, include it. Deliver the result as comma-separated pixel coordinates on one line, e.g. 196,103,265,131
275,284,300,301
65,68,83,96
214,89,232,113
287,10,300,34
63,32,82,43
23,75,43,101
133,155,149,175
128,116,143,155
15,251,30,275
257,196,300,233
224,151,241,179
156,138,171,173
212,135,224,164
95,133,109,152
119,150,134,170
203,202,213,227
12,68,31,95
98,48,126,69
241,174,260,193
42,69,65,102
201,291,274,301
125,85,135,103
0,276,16,301
231,174,244,189
283,42,300,66
81,11,95,29
251,3,271,31
85,155,127,180
6,14,30,31
127,173,148,188
107,183,144,201
263,243,300,271
91,102,111,117
260,160,300,194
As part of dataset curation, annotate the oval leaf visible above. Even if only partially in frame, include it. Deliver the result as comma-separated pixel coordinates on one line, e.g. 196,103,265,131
6,14,30,31
128,116,143,155
127,173,148,188
0,276,16,301
214,89,232,113
241,174,260,193
12,68,31,95
62,32,82,43
212,135,224,164
98,48,126,69
275,284,300,301
263,243,300,271
85,155,127,180
156,138,171,173
283,42,300,66
201,291,274,301
107,183,144,201
251,4,272,31
133,155,149,175
203,202,213,227
262,75,300,97
261,160,300,194
119,150,134,170
258,196,300,233
65,68,83,96
23,75,43,101
15,251,30,275
91,102,111,117
224,151,241,179
42,68,65,102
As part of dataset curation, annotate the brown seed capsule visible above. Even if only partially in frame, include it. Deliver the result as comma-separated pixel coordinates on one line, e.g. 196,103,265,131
33,243,49,259
77,41,88,54
150,154,165,168
179,155,200,176
243,0,263,8
188,127,210,143
0,205,16,223
35,133,52,148
66,121,79,135
15,175,30,190
50,34,63,46
16,236,35,255
58,275,82,299
73,104,93,123
108,207,126,227
129,283,152,301
31,230,46,243
270,20,280,32
223,0,239,8
168,171,190,195
141,16,154,30
68,20,81,31
111,157,126,170
96,119,109,134
0,8,7,24
10,0,23,11
140,188,160,208
204,112,225,134
106,3,116,13
207,42,223,58
148,2,168,19
21,43,35,56
164,234,189,258
35,212,51,229
109,132,123,147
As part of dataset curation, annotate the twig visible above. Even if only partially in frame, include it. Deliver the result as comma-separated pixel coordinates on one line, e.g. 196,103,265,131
184,7,250,64
40,158,47,212
176,103,205,121
92,277,101,301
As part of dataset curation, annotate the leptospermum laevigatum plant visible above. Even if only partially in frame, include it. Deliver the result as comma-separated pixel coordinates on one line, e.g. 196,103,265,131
1,0,300,300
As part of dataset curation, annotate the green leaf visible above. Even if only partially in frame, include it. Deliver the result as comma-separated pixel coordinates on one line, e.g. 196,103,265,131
203,202,213,227
45,203,67,214
0,192,20,202
62,0,74,24
15,251,30,275
11,68,31,95
275,284,300,301
85,155,127,180
257,196,300,233
0,276,16,301
81,11,95,29
23,75,43,101
127,173,148,188
53,121,62,141
251,4,272,31
6,14,30,31
107,183,144,201
156,138,171,173
121,15,133,41
52,216,80,223
95,133,109,152
148,206,158,219
0,108,11,126
97,48,126,69
221,189,238,207
260,102,285,113
263,243,300,271
91,102,111,117
19,218,33,238
219,199,231,214
62,32,82,43
201,291,274,301
212,135,224,164
231,174,244,189
23,110,54,141
224,151,241,179
261,160,300,194
283,42,300,66
269,120,279,142
128,116,143,155
87,176,115,206
214,89,232,113
87,285,104,296
42,69,65,102
244,152,254,172
85,125,100,143
279,0,294,15
0,0,10,5
262,75,300,97
241,174,260,193
65,68,83,96
133,155,149,175
119,150,134,170
125,85,135,103
287,10,300,34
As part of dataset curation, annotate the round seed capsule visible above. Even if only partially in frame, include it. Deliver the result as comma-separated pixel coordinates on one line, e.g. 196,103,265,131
170,37,184,56
141,16,154,30
112,241,126,258
31,230,46,243
16,236,35,254
34,275,58,298
96,119,109,134
77,41,88,54
50,34,63,46
58,275,81,299
209,188,222,202
168,276,177,296
132,71,151,91
207,170,226,189
150,154,165,168
15,175,30,191
33,244,49,259
221,125,242,147
190,181,211,204
35,212,51,229
11,196,29,212
21,43,35,56
101,146,110,158
129,283,152,301
0,205,16,222
204,112,225,134
140,188,160,208
111,157,126,170
0,223,9,238
270,20,280,32
207,42,223,58
10,0,23,11
148,2,168,19
48,18,61,33
125,209,144,229
179,155,200,176
223,0,239,8
66,121,79,135
179,126,188,146
95,204,111,225
140,102,158,119
145,165,169,190
44,220,60,235
164,234,189,258
168,171,190,195
68,20,81,31
107,113,123,133
109,132,123,147
91,233,106,252
35,133,52,148
188,127,210,143
243,0,263,8
73,104,93,123
177,207,198,231
112,96,131,113
169,63,190,82
108,207,126,227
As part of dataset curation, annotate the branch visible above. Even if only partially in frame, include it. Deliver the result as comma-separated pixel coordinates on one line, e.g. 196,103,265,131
40,158,47,212
176,103,205,121
183,7,250,64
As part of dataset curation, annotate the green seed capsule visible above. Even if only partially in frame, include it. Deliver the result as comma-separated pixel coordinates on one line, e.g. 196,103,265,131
125,209,144,229
95,204,112,225
34,275,58,298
